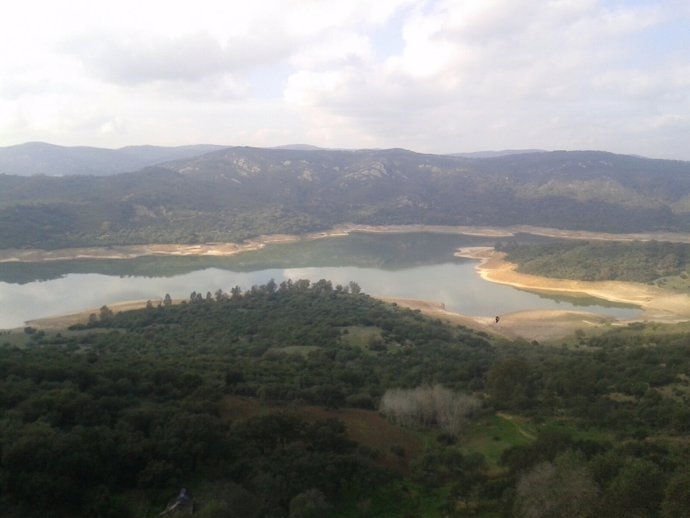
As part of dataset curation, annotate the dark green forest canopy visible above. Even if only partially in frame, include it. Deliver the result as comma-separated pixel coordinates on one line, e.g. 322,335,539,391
3,148,690,248
0,282,495,517
501,239,690,283
4,281,690,517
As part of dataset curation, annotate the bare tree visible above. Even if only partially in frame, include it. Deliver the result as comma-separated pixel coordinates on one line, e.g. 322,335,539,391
380,385,480,434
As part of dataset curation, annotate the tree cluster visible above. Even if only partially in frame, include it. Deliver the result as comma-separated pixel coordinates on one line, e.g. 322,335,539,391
379,385,480,435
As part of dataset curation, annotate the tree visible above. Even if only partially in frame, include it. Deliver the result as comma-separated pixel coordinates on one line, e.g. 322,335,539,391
661,469,690,518
163,293,173,307
601,459,665,518
289,488,330,518
514,453,599,518
265,278,277,294
486,358,534,409
99,305,114,321
379,385,479,434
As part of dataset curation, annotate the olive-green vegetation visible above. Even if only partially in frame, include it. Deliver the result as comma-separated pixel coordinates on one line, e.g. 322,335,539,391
4,148,690,248
3,282,690,517
501,239,690,284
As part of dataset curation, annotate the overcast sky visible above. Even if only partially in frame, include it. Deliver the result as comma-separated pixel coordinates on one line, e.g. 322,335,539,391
1,0,689,159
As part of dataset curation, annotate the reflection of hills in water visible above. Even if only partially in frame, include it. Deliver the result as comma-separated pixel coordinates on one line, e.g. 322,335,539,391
0,233,643,329
515,287,639,310
1,233,545,284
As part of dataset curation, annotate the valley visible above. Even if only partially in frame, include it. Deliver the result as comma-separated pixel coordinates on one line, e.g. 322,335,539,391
3,146,690,517
3,2,689,515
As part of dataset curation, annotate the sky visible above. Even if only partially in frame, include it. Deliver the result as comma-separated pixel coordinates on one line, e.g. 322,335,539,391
0,0,689,159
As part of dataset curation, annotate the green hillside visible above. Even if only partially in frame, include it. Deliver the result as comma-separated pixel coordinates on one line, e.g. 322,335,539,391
2,148,690,248
3,282,690,517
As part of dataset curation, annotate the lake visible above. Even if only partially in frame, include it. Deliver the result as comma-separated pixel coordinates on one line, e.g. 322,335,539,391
0,232,640,328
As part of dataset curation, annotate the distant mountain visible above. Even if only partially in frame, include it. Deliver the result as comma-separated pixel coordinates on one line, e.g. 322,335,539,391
451,149,547,158
270,144,324,151
0,142,227,176
2,146,690,248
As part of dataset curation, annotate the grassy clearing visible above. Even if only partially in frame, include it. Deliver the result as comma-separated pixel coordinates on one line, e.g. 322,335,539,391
537,419,615,444
462,414,535,468
270,345,321,356
339,325,384,348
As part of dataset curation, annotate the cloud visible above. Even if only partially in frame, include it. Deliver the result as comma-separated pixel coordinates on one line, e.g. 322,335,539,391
0,0,688,159
63,31,290,86
281,0,690,156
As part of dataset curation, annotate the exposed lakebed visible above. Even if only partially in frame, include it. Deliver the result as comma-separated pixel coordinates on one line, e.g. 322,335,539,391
0,232,640,329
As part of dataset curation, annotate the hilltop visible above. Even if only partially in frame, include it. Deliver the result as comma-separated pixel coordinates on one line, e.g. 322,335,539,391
2,146,690,248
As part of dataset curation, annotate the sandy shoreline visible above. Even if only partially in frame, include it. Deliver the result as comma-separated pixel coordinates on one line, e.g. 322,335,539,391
455,247,690,321
5,223,690,264
382,297,618,342
9,224,690,340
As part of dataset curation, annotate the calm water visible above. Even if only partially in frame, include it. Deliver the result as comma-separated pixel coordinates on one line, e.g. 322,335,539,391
0,233,640,328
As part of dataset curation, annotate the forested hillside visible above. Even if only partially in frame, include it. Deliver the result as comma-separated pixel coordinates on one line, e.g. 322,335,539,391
2,147,690,248
3,282,690,517
501,240,690,283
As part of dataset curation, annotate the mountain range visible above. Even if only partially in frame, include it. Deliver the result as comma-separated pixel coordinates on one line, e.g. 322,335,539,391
1,145,690,248
0,142,226,177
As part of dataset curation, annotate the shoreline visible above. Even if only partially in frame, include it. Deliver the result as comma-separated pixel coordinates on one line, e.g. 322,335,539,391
8,225,690,339
5,223,690,263
24,294,629,342
455,247,690,321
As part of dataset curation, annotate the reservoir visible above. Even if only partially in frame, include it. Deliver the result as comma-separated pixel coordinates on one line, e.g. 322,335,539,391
0,232,640,328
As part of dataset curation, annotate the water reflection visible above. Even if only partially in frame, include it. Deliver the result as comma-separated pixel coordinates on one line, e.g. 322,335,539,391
0,263,640,329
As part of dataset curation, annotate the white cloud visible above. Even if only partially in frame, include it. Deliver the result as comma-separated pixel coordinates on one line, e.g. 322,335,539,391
0,0,688,159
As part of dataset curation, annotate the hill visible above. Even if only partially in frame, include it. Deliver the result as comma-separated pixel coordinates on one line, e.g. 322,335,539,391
4,282,690,516
450,149,546,158
0,141,226,176
2,147,690,248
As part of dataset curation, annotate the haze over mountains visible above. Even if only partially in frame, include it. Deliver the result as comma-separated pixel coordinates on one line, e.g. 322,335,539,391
0,142,549,177
2,144,690,249
0,142,226,177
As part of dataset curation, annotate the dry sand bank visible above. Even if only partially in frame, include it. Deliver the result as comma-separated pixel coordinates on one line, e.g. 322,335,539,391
24,300,164,330
455,247,690,321
382,297,615,342
11,225,690,340
6,224,690,264
26,294,620,342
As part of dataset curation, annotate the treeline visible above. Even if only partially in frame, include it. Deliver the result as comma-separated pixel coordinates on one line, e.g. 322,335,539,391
5,148,690,249
4,282,690,515
0,281,494,517
500,239,690,282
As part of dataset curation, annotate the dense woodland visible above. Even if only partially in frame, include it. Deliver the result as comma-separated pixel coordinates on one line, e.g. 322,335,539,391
501,240,690,283
3,148,690,248
3,282,690,517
